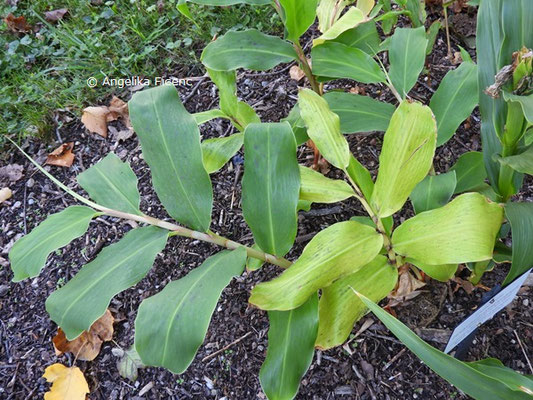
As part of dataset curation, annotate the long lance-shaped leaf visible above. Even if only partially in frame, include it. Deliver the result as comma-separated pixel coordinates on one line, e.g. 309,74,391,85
496,145,533,176
356,291,533,400
259,294,318,400
202,133,244,174
134,248,247,374
407,259,458,282
10,206,97,282
194,109,229,125
450,151,487,194
314,7,366,45
201,29,298,72
316,255,397,349
129,85,213,232
410,171,457,214
180,0,270,4
312,42,386,84
503,202,533,285
324,91,394,134
503,92,533,125
392,193,503,265
249,221,383,311
46,226,169,340
316,0,350,33
299,165,354,204
298,88,350,169
430,61,478,146
370,101,437,218
279,0,318,42
388,27,428,98
477,0,504,186
77,152,142,215
333,20,380,54
242,123,300,257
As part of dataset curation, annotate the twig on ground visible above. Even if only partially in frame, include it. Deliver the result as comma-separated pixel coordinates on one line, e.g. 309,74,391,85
513,329,533,374
201,332,252,362
384,348,407,370
182,76,207,105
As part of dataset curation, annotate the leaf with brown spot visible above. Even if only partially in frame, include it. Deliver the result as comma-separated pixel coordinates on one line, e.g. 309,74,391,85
43,363,89,400
81,106,109,137
4,13,32,33
45,143,75,168
53,309,114,361
44,8,68,23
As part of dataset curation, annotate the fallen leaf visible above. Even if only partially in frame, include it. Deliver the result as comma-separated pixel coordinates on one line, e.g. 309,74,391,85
289,65,305,81
451,276,475,295
115,129,134,143
81,106,109,137
108,96,132,128
387,268,426,307
117,346,144,381
4,13,32,33
44,8,69,23
0,188,12,204
43,363,89,400
53,309,114,361
45,143,75,168
349,86,366,95
0,164,23,182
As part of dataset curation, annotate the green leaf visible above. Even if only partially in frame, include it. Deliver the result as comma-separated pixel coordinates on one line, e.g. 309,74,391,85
410,171,457,214
10,206,97,282
316,255,397,349
298,88,350,169
357,291,533,400
281,105,309,146
425,20,441,55
279,0,318,42
242,123,300,257
312,42,386,84
345,154,374,200
117,346,145,382
392,193,504,265
350,215,393,235
299,165,354,204
370,101,437,218
503,93,533,124
201,29,298,71
181,0,270,4
496,145,533,175
468,358,533,395
129,85,213,232
388,27,428,98
477,0,504,186
450,151,487,194
324,92,394,134
430,61,478,146
314,7,366,45
46,226,168,340
202,133,243,174
249,220,383,311
206,69,260,131
407,259,458,282
76,153,141,215
193,109,229,125
503,202,533,285
259,294,318,400
316,0,350,33
135,248,246,374
246,244,265,272
333,21,380,54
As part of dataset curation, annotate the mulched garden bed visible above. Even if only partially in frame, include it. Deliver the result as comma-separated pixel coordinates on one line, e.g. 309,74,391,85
1,5,532,400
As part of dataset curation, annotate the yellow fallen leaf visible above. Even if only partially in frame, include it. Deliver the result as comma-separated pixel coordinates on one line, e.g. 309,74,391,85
0,187,12,203
43,363,89,400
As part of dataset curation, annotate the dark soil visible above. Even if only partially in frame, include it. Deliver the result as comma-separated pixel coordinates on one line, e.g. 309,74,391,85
1,6,532,400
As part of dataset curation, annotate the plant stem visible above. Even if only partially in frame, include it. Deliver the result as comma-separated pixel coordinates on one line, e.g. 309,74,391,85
293,42,321,94
8,136,292,269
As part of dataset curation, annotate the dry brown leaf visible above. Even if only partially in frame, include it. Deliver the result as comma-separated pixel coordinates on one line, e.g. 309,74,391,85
289,65,305,81
81,106,109,137
45,143,75,168
108,96,132,128
388,269,426,307
0,188,12,204
4,13,32,33
43,363,89,400
44,8,69,23
53,309,114,361
451,277,475,294
0,164,23,182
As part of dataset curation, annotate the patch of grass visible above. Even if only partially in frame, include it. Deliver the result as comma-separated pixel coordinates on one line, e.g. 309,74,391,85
0,0,282,142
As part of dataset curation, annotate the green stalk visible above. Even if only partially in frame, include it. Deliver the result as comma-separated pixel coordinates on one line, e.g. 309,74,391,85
293,42,321,95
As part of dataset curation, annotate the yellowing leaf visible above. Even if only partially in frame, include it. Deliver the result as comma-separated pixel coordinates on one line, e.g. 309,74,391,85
43,363,89,400
53,309,114,361
314,7,366,46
